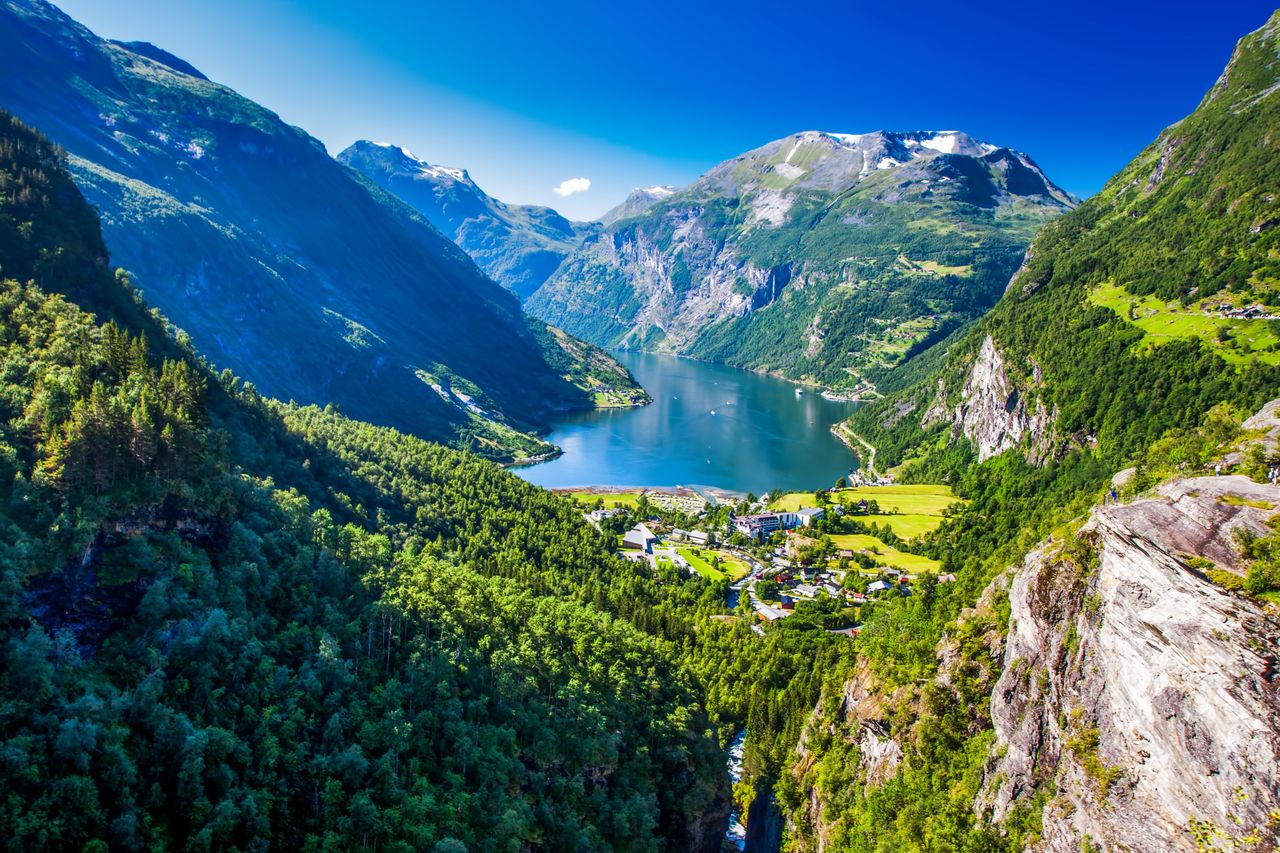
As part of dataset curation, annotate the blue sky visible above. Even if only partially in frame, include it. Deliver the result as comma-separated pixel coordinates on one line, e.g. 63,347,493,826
57,0,1278,219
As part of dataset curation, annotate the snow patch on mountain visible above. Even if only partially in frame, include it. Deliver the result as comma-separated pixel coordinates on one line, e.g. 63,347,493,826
920,133,958,153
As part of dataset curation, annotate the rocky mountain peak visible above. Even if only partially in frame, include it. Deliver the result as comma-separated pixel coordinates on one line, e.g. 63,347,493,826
341,139,474,186
690,127,1074,206
598,184,681,226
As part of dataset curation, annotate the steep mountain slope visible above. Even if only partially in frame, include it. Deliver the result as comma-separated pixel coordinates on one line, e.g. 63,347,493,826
527,130,1075,392
0,0,643,461
779,13,1280,851
339,140,595,299
0,109,728,852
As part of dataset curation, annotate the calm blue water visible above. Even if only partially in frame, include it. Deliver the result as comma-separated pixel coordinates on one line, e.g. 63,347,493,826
515,352,859,493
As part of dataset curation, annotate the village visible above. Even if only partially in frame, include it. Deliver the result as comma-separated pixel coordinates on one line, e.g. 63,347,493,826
566,480,960,636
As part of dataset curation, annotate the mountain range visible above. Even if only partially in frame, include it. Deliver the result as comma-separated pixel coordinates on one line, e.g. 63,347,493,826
0,0,645,462
337,140,595,300
524,129,1076,393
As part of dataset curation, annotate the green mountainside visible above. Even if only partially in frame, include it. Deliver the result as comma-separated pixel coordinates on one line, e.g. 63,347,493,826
338,141,595,300
527,130,1075,394
0,0,644,462
6,1,1280,851
0,109,729,851
848,9,1280,479
770,11,1280,850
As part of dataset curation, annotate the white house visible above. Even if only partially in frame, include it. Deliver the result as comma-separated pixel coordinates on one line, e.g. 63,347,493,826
796,507,825,527
622,523,659,554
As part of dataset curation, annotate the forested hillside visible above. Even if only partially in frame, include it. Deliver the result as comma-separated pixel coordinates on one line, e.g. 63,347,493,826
0,0,644,462
0,111,734,851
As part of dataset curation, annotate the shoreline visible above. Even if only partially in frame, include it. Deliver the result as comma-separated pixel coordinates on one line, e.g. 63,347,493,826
549,484,749,501
612,346,874,401
830,423,877,478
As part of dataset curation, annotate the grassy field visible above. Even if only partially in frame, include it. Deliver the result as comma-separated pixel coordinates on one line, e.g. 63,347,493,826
859,513,946,538
828,533,942,574
772,484,960,538
1089,281,1280,366
712,551,751,582
560,490,641,509
677,547,726,581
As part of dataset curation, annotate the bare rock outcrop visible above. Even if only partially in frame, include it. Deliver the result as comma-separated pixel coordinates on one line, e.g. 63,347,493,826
932,335,1058,463
983,474,1280,851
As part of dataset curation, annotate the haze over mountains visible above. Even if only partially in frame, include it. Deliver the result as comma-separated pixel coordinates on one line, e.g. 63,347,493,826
338,140,595,299
0,0,645,461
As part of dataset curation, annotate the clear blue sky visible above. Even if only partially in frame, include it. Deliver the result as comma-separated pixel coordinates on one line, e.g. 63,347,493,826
57,0,1278,219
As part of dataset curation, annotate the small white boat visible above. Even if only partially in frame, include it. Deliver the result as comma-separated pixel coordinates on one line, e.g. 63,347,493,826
710,410,717,415
795,387,804,397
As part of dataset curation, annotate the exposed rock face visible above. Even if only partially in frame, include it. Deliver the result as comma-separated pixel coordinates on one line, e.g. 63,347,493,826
927,335,1058,462
529,209,785,350
984,474,1280,851
857,724,904,789
23,500,218,656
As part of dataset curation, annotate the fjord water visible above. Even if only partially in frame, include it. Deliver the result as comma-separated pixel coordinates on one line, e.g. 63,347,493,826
516,351,859,493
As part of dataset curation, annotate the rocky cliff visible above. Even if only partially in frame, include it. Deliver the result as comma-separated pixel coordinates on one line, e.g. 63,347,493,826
984,472,1280,850
922,335,1059,463
792,398,1280,851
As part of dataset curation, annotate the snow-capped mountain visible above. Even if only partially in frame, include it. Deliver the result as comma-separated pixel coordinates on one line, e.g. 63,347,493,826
600,184,682,227
526,129,1076,391
340,140,592,299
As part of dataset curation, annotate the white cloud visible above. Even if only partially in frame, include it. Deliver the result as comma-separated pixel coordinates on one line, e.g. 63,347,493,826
552,177,591,197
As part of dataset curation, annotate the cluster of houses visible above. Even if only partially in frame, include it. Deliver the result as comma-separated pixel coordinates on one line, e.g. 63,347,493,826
731,506,824,541
846,469,895,487
753,564,954,627
1203,301,1274,320
585,507,625,525
619,522,712,553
